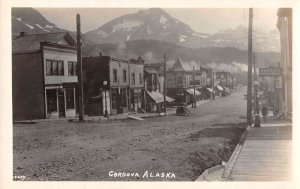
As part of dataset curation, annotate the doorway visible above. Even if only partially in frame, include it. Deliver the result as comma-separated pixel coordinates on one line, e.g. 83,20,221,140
58,90,65,117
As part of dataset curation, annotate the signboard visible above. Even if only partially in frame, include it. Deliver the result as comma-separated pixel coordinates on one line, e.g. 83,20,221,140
259,68,282,77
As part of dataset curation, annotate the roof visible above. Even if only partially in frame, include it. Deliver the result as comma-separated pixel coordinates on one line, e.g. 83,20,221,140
12,32,76,54
171,57,199,72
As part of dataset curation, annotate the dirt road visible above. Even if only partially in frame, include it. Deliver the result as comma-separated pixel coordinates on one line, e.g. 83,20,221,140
13,87,248,181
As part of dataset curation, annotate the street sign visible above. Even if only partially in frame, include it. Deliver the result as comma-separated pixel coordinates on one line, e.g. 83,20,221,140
259,68,282,76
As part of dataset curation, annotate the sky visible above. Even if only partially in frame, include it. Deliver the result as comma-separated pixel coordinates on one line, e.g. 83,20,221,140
36,8,279,34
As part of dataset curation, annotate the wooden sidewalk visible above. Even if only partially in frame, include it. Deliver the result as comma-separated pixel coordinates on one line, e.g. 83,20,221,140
226,122,292,181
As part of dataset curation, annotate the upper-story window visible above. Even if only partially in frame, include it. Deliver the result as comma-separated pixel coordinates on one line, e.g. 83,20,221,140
176,77,183,86
68,61,77,76
139,73,143,85
123,69,127,83
46,59,64,76
132,72,135,85
113,69,117,83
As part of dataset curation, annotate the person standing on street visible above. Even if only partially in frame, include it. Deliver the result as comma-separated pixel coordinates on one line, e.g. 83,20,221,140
262,105,268,122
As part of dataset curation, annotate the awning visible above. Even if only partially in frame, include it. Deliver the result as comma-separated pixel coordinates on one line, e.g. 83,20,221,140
144,68,158,74
185,89,193,95
186,89,201,95
206,88,213,93
216,85,224,91
147,91,174,103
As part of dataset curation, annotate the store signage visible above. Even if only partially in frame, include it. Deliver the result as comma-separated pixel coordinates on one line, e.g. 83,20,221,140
259,68,282,76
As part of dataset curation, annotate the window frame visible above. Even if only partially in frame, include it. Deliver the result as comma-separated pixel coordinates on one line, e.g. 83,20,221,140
123,69,127,83
113,69,118,83
46,59,64,76
68,61,77,76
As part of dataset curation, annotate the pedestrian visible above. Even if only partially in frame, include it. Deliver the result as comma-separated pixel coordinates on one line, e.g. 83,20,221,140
262,105,268,122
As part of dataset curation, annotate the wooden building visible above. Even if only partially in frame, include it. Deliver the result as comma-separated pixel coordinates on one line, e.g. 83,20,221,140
12,32,78,120
165,58,202,104
83,54,144,116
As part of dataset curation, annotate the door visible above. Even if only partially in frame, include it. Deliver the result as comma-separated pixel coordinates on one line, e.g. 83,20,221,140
58,90,65,117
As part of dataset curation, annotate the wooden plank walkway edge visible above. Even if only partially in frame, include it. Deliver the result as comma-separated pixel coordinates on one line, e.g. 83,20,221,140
220,125,251,181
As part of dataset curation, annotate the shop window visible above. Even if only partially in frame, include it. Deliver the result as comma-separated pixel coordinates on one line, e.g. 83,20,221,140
66,88,75,109
111,88,118,109
68,61,77,76
121,88,127,108
46,89,57,113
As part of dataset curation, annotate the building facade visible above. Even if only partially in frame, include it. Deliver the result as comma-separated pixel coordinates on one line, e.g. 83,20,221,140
128,57,144,112
166,58,202,104
277,8,292,121
83,55,145,116
12,32,78,120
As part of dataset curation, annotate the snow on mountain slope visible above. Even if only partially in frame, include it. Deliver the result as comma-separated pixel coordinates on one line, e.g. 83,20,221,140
12,8,67,35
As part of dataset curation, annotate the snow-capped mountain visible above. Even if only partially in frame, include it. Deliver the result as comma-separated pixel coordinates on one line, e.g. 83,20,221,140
84,8,280,52
84,8,211,48
12,8,66,35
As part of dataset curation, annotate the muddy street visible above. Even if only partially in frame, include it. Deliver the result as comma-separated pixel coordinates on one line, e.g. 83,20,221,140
13,87,247,181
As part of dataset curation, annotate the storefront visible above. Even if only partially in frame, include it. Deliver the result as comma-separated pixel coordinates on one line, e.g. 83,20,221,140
45,84,77,119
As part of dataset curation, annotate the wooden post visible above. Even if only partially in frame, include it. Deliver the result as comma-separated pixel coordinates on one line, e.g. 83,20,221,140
77,14,84,121
193,66,196,108
163,53,166,113
247,8,253,124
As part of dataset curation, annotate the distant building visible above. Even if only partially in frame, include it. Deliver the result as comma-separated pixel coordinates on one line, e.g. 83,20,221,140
277,8,292,121
12,32,78,120
165,58,202,104
128,57,144,112
83,54,144,116
143,63,173,112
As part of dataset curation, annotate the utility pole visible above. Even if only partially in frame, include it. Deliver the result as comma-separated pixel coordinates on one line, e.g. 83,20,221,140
77,14,84,121
192,66,196,108
163,52,166,113
253,52,257,113
247,8,253,124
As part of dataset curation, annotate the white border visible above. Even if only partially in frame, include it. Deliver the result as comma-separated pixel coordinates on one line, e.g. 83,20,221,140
1,0,299,189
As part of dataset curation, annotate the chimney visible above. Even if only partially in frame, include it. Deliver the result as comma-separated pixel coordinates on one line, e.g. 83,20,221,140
99,51,103,57
20,32,27,36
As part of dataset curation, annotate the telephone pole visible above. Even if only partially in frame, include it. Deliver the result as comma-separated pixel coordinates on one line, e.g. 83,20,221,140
163,52,166,113
247,8,253,124
193,66,196,108
77,14,84,121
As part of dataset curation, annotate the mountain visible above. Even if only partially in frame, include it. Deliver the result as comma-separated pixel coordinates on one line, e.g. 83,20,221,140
84,8,211,48
84,8,280,52
12,8,67,35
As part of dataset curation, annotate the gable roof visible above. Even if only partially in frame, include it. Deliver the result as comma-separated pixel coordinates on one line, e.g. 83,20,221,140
171,57,199,72
12,32,76,54
171,57,185,71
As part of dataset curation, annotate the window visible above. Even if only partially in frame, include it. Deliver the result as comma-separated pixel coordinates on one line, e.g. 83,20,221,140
113,69,117,83
66,88,75,109
68,61,77,76
46,59,64,76
176,77,183,86
132,72,135,85
123,69,127,82
139,73,143,85
111,88,118,109
58,61,64,75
